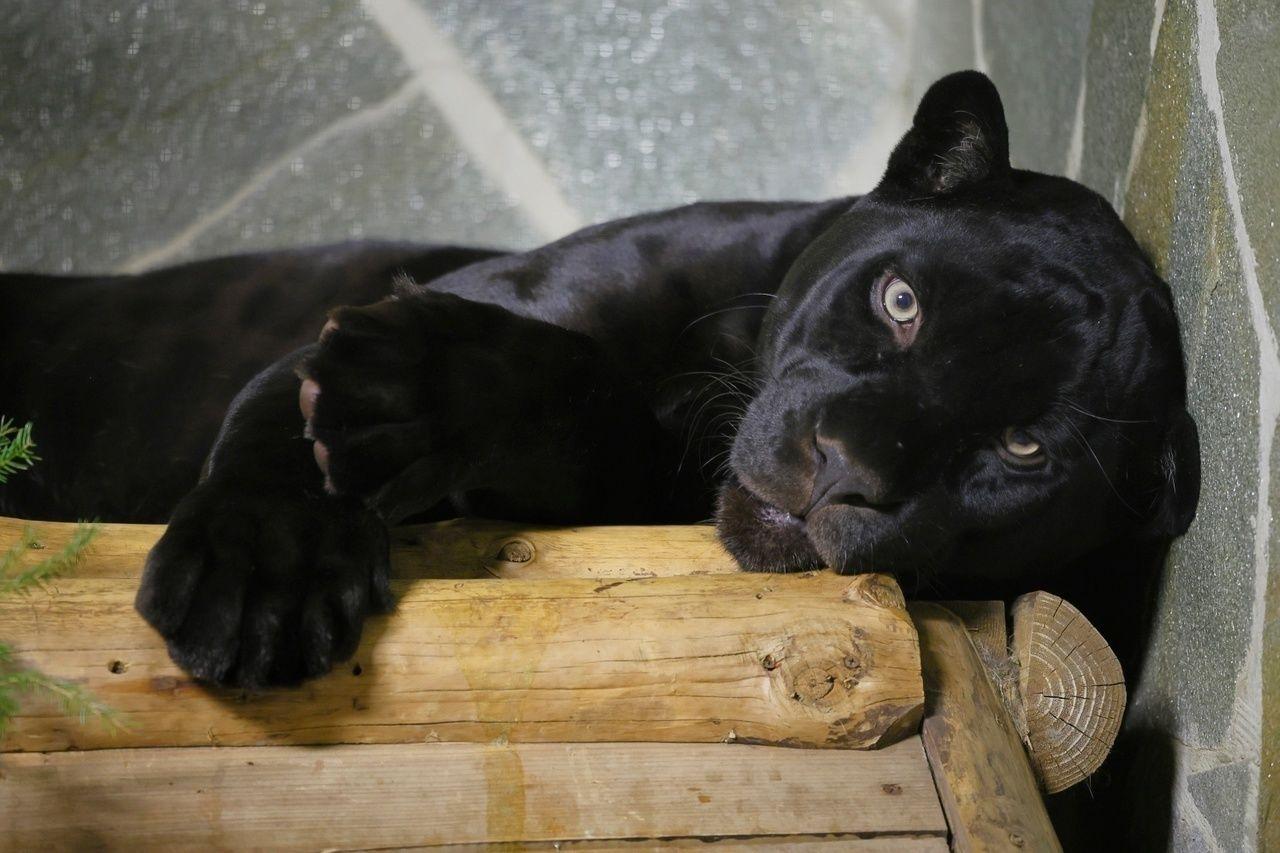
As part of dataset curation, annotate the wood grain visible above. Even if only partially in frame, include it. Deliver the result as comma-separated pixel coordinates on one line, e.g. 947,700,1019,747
0,516,739,581
2,572,922,753
0,740,947,850
939,600,1024,739
1011,591,1125,794
937,600,1006,664
910,603,1060,853
547,839,948,851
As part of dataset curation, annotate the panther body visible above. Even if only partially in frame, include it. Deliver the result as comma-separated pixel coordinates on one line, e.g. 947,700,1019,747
0,72,1197,688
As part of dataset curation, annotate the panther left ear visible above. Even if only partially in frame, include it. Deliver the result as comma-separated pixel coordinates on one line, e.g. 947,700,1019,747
1141,409,1202,539
880,70,1011,195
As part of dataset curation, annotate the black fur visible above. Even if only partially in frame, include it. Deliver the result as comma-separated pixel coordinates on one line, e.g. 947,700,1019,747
0,72,1198,689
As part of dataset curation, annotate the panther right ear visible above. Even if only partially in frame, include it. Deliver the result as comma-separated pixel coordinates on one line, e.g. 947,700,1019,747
1141,408,1202,540
879,70,1011,195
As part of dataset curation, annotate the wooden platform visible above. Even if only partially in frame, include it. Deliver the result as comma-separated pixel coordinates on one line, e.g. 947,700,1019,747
3,740,947,850
0,517,1079,851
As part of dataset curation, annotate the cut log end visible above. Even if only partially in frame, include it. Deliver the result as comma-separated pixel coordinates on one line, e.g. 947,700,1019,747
1011,591,1126,794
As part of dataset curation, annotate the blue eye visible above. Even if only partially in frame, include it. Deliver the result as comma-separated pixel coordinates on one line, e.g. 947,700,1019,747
883,278,919,323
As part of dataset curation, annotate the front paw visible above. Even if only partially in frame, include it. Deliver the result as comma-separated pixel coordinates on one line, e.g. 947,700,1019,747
135,480,393,688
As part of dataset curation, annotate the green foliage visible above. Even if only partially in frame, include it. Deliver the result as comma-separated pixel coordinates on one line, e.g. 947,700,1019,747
0,645,118,740
0,418,39,485
1,522,98,595
0,419,120,740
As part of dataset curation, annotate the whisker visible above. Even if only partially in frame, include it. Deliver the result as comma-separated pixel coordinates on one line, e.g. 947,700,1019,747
678,304,770,337
1058,398,1154,425
1061,419,1141,516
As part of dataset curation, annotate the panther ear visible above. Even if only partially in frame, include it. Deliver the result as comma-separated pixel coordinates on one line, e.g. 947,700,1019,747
1142,409,1201,539
880,70,1011,195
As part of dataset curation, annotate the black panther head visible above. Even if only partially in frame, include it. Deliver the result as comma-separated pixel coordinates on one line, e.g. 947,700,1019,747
716,71,1200,589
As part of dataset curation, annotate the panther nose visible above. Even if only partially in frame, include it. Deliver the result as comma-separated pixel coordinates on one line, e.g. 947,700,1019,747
805,433,894,515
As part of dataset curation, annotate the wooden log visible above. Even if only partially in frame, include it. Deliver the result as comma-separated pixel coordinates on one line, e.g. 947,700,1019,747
556,839,947,851
936,600,1006,664
0,516,738,581
0,739,947,850
909,603,1061,853
1011,591,1125,794
1,571,922,753
2,517,1123,792
938,600,1025,753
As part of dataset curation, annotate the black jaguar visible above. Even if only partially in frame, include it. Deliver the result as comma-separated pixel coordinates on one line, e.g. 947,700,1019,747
0,72,1199,689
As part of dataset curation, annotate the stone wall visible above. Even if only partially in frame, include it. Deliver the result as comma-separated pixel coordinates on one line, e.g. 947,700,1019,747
0,0,911,272
3,1,1274,848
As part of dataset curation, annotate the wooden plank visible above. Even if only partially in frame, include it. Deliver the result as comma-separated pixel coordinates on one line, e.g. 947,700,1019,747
549,838,947,851
2,572,922,753
909,603,1059,853
0,516,739,581
553,839,947,851
0,740,947,850
367,838,949,851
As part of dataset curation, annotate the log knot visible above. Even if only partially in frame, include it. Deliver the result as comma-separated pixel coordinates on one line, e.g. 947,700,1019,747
844,574,906,611
792,667,837,704
494,539,534,564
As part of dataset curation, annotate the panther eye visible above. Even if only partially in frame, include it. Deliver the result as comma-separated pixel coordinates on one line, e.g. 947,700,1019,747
882,277,919,323
999,427,1045,466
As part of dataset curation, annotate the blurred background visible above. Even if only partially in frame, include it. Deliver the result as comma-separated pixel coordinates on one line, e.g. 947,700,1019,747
3,1,1276,849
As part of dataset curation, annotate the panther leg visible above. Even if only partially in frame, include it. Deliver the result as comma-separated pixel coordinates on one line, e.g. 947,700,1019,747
135,349,394,688
299,290,667,525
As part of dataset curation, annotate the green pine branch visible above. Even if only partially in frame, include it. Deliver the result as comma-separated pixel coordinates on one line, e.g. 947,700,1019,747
0,642,123,739
0,521,98,595
0,418,40,484
0,417,121,740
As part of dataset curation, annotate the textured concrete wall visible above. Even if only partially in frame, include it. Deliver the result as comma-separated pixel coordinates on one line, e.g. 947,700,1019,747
3,1,1274,848
913,1,1277,849
0,0,914,273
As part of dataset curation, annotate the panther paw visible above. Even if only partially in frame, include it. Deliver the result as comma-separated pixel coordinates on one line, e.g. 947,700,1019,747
135,480,393,688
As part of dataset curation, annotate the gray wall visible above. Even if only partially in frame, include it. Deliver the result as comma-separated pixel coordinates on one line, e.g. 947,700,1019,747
1,0,913,272
3,1,1275,849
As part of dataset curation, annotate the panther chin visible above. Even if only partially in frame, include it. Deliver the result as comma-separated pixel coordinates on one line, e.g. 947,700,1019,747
714,478,820,573
714,476,941,582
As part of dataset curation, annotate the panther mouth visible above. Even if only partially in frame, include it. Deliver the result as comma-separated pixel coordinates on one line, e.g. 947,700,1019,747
715,473,921,577
804,502,909,570
713,477,823,574
755,500,806,530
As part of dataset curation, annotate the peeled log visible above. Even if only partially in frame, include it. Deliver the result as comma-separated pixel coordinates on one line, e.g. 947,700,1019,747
1011,591,1125,794
0,515,1121,796
910,603,1061,853
0,516,737,581
1,569,923,753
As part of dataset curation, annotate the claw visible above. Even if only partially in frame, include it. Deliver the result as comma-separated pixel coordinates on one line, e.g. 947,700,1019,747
299,378,320,421
313,438,330,474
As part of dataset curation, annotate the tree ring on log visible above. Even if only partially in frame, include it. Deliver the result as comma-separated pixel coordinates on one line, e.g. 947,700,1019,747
1011,591,1125,794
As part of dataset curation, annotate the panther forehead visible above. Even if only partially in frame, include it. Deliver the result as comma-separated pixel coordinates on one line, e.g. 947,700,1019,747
770,183,1163,411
